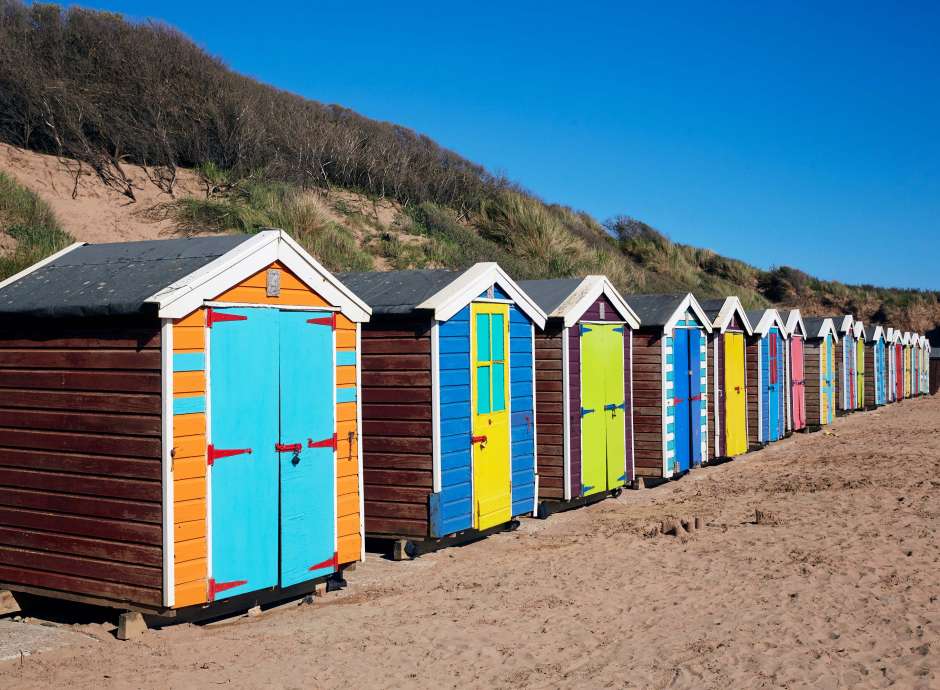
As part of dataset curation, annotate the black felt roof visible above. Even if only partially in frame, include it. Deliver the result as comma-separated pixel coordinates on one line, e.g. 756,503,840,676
516,278,584,315
698,297,729,321
627,293,687,327
802,317,832,339
0,235,252,318
337,269,463,315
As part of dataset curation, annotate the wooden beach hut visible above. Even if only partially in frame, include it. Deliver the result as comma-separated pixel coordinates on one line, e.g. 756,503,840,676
930,344,940,396
885,328,897,403
853,321,867,410
699,297,753,461
831,315,856,414
338,264,546,556
922,336,931,394
801,317,839,429
629,294,712,482
0,231,371,617
745,309,788,447
516,277,640,517
863,326,887,408
783,310,808,433
892,329,905,402
918,335,928,395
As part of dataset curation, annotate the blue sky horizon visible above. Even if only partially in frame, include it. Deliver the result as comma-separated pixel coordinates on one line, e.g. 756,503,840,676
64,1,940,290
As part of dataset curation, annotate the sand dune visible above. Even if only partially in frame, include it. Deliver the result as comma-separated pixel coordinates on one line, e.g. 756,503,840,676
1,395,938,688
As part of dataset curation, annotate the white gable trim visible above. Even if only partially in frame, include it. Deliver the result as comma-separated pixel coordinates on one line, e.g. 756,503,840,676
663,293,713,334
548,276,640,328
784,309,808,338
708,296,754,335
869,325,885,342
416,262,547,328
751,308,789,337
0,241,86,291
149,230,371,321
838,315,854,335
810,318,839,343
853,321,867,340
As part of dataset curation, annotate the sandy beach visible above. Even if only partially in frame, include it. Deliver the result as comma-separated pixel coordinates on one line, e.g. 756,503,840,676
1,394,938,689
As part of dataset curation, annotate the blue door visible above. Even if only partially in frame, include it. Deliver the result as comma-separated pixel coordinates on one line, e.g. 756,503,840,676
768,329,781,441
673,329,691,473
209,307,279,601
688,329,703,467
279,310,337,586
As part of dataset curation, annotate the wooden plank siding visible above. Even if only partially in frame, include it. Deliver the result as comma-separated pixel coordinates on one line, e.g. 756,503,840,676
746,337,761,448
534,327,564,500
804,342,822,426
360,315,433,539
864,343,876,408
0,316,163,607
632,330,664,479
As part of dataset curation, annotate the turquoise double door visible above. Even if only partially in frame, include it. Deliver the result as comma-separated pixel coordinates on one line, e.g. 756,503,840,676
208,307,336,602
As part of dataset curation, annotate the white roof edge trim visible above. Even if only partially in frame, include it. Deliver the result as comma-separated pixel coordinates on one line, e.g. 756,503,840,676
810,318,840,342
753,308,789,336
416,262,547,328
709,296,754,336
839,314,855,334
664,293,713,334
553,276,640,329
784,309,807,338
150,229,372,322
0,241,86,291
870,325,885,341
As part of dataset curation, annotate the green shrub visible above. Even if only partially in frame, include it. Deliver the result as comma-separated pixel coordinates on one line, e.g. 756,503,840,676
0,172,73,280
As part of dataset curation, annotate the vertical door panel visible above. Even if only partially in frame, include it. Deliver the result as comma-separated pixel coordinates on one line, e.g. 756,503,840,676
279,310,336,586
672,330,691,473
767,333,779,441
579,324,605,496
472,303,511,529
689,329,703,467
603,325,627,489
209,308,279,601
791,336,805,429
724,333,747,456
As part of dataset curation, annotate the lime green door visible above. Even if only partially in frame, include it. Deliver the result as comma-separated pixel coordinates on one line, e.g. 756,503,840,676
580,323,627,497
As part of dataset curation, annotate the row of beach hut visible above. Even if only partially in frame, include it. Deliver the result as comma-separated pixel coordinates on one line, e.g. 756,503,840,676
0,232,931,622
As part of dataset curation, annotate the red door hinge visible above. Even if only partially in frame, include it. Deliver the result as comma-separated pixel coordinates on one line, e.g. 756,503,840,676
207,308,248,328
207,577,248,602
673,396,684,405
308,433,338,450
275,442,303,453
307,313,336,330
308,552,338,572
207,444,252,466
689,394,703,401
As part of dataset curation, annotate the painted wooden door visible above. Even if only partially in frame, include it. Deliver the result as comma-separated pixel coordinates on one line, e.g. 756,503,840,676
875,341,885,405
279,310,336,586
209,307,279,601
471,303,511,530
821,336,834,425
673,329,692,473
602,325,627,490
723,332,747,456
764,331,781,441
904,347,911,397
844,337,856,409
579,324,606,496
856,340,865,409
791,336,806,429
689,328,704,467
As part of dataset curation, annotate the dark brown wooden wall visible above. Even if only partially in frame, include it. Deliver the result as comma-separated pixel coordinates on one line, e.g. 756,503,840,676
746,337,760,448
804,342,822,425
707,335,716,460
865,345,876,407
0,316,163,607
567,324,581,497
633,330,663,479
360,315,433,538
535,327,564,500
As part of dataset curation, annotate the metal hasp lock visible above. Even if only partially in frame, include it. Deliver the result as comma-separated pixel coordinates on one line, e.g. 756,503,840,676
604,401,626,416
275,443,303,453
471,435,488,448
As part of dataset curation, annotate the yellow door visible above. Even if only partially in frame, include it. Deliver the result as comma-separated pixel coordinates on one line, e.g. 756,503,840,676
856,339,865,408
471,303,511,530
724,332,748,456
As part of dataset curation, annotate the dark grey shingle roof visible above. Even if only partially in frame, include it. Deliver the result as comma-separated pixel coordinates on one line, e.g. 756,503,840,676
0,235,253,318
628,293,687,328
802,317,831,339
698,298,727,321
516,278,584,316
745,309,769,326
337,269,462,315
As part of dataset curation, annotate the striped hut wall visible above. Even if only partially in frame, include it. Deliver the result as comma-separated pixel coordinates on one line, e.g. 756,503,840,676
171,261,360,608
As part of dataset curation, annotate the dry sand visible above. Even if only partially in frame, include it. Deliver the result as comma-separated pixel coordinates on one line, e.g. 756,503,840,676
1,395,939,689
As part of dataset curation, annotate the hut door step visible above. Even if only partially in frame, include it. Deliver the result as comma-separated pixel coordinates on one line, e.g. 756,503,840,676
207,578,248,602
306,314,336,329
308,433,338,450
207,444,253,466
206,308,248,327
308,552,338,572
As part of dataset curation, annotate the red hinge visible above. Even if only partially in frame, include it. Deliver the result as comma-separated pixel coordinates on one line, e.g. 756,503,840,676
207,308,248,328
308,552,338,572
689,394,703,401
471,435,488,445
275,442,303,453
207,444,252,466
207,577,248,602
308,433,338,450
673,396,684,405
307,313,336,330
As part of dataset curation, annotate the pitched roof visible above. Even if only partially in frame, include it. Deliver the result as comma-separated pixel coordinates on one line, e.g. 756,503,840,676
0,235,252,318
745,308,788,336
518,276,640,328
698,296,753,335
803,317,839,342
628,293,711,332
782,309,808,338
338,269,461,315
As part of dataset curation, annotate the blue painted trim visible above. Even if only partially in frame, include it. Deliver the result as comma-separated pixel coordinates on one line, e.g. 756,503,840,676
580,324,592,335
336,351,357,367
173,352,205,372
173,395,206,415
581,407,596,417
336,387,357,403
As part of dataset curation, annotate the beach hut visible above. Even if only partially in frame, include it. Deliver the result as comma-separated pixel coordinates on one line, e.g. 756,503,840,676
801,317,839,429
0,231,371,617
922,336,932,394
745,309,788,447
892,329,905,402
930,345,940,396
853,322,867,410
783,310,808,432
699,297,753,462
830,315,856,414
338,264,545,556
863,326,887,408
885,328,897,403
516,277,640,517
629,294,711,482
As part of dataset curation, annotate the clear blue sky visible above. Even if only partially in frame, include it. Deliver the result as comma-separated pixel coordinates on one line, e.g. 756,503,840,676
71,1,940,289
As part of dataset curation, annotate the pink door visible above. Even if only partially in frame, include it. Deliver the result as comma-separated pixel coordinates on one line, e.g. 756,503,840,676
791,336,806,429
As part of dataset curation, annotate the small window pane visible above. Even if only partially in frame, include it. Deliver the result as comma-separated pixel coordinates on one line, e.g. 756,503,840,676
477,365,491,414
492,363,506,411
476,314,490,363
491,313,505,361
